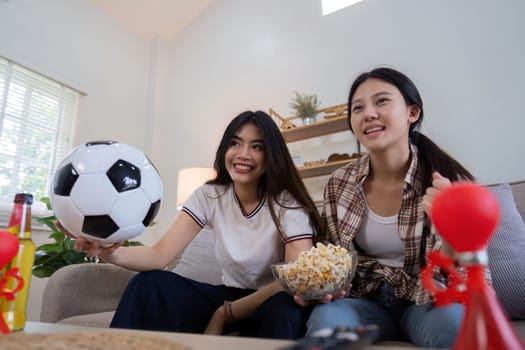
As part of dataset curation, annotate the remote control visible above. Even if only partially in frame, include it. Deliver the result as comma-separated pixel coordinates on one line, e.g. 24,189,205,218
280,324,379,350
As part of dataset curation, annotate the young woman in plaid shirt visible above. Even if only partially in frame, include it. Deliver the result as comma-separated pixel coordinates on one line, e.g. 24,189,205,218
305,67,477,348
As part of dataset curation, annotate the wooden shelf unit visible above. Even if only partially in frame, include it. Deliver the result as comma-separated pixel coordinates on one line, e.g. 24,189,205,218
297,159,355,178
271,103,352,179
280,115,349,143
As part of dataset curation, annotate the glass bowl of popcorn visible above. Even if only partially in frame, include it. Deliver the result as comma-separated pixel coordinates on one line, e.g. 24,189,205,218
271,243,358,301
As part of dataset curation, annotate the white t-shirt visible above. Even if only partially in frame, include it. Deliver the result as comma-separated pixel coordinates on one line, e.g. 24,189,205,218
182,184,313,290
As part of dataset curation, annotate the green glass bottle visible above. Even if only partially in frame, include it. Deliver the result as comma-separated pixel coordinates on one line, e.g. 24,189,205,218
1,193,35,331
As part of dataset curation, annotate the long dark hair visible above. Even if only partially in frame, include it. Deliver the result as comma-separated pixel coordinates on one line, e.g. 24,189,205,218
347,67,474,191
208,110,326,242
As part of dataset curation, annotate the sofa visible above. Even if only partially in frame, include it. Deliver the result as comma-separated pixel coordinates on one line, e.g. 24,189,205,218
40,181,525,346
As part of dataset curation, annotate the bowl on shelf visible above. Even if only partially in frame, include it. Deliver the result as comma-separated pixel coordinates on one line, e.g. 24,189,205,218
271,243,358,301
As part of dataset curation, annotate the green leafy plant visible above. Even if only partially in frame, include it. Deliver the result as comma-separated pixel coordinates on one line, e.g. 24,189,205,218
289,92,320,120
32,197,142,278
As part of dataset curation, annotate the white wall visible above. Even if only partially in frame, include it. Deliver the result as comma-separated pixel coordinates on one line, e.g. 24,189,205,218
163,0,525,210
0,0,157,321
1,0,524,323
0,0,153,148
0,1,172,238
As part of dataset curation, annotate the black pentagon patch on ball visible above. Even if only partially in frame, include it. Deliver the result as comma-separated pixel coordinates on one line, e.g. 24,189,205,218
143,200,161,227
106,159,141,192
82,215,119,239
53,163,79,196
86,140,117,146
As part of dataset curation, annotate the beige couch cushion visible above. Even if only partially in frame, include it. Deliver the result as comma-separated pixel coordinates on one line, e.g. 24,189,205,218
40,263,136,324
58,311,115,328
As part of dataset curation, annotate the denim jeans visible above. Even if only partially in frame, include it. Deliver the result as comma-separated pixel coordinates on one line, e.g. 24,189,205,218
306,284,464,348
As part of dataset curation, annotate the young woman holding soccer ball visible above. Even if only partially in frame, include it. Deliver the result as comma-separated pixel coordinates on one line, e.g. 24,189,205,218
66,110,324,339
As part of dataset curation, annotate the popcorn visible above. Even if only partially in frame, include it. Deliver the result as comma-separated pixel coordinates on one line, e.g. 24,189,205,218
272,243,356,299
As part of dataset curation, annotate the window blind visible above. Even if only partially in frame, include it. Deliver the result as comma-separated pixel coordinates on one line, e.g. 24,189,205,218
0,56,80,220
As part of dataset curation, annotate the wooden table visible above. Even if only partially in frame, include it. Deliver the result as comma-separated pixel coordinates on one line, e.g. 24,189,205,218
20,321,293,350
16,321,421,349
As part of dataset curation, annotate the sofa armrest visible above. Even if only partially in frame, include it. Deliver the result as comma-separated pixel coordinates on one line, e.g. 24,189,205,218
510,180,525,220
40,263,136,323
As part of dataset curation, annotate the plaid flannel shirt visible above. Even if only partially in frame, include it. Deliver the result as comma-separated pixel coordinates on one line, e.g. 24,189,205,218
324,144,444,304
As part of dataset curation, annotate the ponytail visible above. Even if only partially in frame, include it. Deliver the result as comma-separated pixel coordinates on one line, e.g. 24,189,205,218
411,130,474,192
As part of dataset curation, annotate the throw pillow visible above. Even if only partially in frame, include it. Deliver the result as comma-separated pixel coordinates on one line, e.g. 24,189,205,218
487,183,525,320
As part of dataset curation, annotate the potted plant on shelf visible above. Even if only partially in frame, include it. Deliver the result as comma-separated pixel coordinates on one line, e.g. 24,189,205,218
289,91,320,125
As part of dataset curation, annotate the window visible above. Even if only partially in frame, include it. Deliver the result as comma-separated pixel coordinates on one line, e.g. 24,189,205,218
321,0,365,16
0,56,81,219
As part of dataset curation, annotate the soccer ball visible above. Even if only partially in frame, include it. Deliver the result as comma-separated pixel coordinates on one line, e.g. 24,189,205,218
49,140,163,244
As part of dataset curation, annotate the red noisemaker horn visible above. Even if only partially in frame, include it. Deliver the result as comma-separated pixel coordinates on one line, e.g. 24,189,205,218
421,182,524,349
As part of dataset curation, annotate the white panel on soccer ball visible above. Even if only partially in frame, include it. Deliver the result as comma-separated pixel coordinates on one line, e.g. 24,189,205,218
56,146,83,170
50,195,84,234
109,190,150,228
105,224,146,243
71,144,120,174
70,173,117,215
140,164,163,202
114,142,149,168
